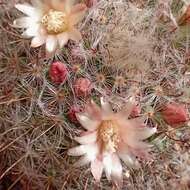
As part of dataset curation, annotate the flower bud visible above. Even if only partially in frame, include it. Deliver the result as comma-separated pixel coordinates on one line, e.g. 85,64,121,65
84,0,97,8
74,77,92,97
49,61,68,84
178,4,190,26
130,104,141,118
162,103,189,126
67,105,81,123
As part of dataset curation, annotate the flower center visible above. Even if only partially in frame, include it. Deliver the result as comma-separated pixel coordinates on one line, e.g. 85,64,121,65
41,10,68,34
99,120,120,153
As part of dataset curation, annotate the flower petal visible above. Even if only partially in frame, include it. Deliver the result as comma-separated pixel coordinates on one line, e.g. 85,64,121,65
31,36,46,47
120,124,152,148
15,3,42,19
22,24,40,37
118,152,139,168
128,146,152,160
57,33,69,48
46,35,58,53
86,100,102,120
13,17,32,28
103,155,112,181
100,97,113,116
86,144,99,161
64,0,75,13
50,0,65,11
111,154,123,188
135,127,157,140
91,159,103,182
31,0,43,7
117,143,140,168
70,3,87,15
15,3,36,16
68,28,82,42
74,155,91,167
118,97,136,119
129,116,146,126
33,0,50,11
74,131,97,144
128,139,152,149
68,145,87,156
76,113,99,131
69,3,87,25
68,144,98,161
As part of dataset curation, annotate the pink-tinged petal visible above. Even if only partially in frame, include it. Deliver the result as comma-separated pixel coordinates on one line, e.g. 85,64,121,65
64,0,75,13
111,154,123,188
86,100,102,120
76,113,99,131
85,144,99,161
68,144,98,160
31,0,43,7
103,155,112,181
120,121,156,140
68,145,86,156
80,130,94,136
13,17,31,28
33,0,50,11
50,0,65,11
134,127,157,140
129,139,152,150
100,97,113,116
69,3,87,25
70,3,87,15
118,152,139,168
74,155,91,167
129,116,146,126
22,24,40,37
118,116,145,130
31,36,46,47
118,143,139,168
57,33,69,48
15,3,36,16
46,35,58,53
119,120,150,149
15,3,42,20
117,98,136,119
91,159,103,182
120,126,152,149
68,28,82,42
74,131,97,144
128,147,152,161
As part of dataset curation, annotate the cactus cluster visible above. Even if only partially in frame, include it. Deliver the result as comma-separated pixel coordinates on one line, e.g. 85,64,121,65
0,0,190,189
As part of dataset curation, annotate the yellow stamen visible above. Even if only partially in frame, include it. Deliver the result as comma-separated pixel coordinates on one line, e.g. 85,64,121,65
99,120,120,153
41,10,68,34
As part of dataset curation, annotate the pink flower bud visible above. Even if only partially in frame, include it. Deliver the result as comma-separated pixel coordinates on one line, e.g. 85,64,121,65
130,104,141,118
49,61,68,84
67,105,81,123
162,103,189,126
178,4,190,26
84,0,97,8
74,77,92,97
